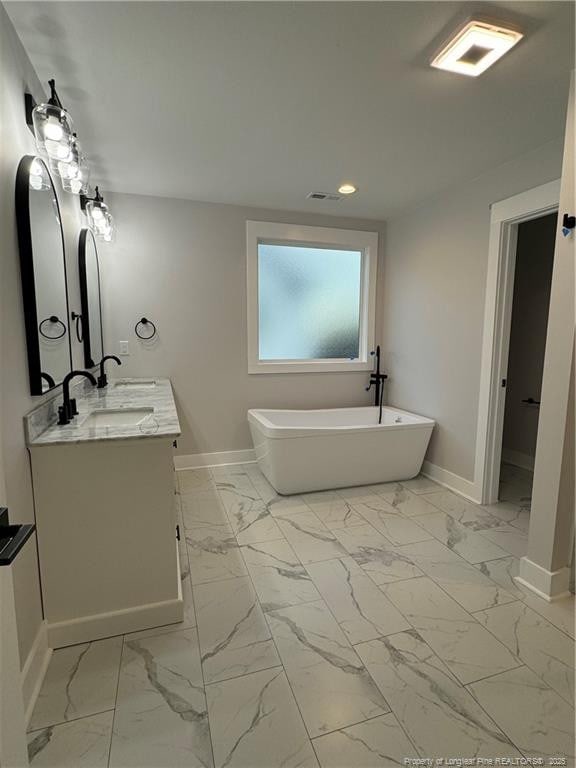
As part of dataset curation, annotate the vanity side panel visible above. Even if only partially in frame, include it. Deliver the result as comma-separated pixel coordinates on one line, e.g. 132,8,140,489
30,439,178,627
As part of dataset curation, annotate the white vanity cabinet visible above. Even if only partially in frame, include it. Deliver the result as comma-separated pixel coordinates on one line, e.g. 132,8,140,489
27,378,183,647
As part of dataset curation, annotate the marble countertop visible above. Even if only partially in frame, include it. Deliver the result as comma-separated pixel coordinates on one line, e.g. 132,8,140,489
27,378,181,447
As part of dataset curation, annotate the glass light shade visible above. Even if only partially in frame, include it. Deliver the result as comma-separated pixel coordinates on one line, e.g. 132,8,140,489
29,157,51,191
32,103,74,161
96,213,116,243
61,158,90,195
57,138,90,195
85,199,109,232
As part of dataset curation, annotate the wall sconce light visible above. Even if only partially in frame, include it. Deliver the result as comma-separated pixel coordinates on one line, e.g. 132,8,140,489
30,80,74,162
52,135,90,195
81,186,116,242
26,79,116,235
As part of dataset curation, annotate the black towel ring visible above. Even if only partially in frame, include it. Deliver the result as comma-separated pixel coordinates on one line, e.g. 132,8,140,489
39,315,67,340
135,317,157,340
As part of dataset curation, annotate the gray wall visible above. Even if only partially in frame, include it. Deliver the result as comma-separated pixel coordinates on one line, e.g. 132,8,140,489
382,139,563,482
101,193,386,456
0,5,85,666
502,214,557,466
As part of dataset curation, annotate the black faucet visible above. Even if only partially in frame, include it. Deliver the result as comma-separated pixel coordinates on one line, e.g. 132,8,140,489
366,345,388,423
97,355,122,389
58,371,97,425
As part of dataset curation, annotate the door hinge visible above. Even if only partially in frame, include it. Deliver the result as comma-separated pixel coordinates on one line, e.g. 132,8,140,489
501,378,507,387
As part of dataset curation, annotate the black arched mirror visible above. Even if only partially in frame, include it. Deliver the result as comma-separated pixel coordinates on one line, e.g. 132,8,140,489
78,228,104,368
16,155,72,395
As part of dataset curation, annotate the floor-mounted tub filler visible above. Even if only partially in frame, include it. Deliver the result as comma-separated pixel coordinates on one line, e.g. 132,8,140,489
248,406,435,494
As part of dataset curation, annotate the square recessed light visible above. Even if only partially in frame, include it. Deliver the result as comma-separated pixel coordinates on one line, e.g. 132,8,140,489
431,19,523,77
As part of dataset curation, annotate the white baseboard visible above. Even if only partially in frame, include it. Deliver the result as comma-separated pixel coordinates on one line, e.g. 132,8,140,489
175,449,256,471
421,460,480,503
516,556,571,601
502,448,535,472
21,620,52,727
47,597,184,648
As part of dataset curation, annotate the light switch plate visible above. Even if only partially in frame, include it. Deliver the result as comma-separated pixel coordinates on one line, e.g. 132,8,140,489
119,341,130,356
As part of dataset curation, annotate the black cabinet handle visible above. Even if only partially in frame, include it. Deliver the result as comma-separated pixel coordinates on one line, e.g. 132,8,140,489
176,524,181,541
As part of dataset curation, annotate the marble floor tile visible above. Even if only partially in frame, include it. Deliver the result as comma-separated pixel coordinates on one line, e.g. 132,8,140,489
476,558,576,638
399,475,441,494
306,557,411,644
333,524,424,585
194,576,279,684
351,497,433,545
29,636,122,731
28,711,113,767
266,495,312,517
477,525,529,558
242,463,279,504
275,509,348,564
180,488,229,529
185,522,247,584
109,628,213,768
382,577,520,684
206,667,318,768
355,630,522,758
178,467,215,494
467,666,575,761
484,500,531,531
475,556,526,599
520,592,575,639
396,539,516,612
421,490,503,530
241,538,321,612
225,496,283,545
475,601,575,705
312,712,417,767
337,486,383,504
374,484,441,518
266,600,389,737
413,512,510,563
215,467,283,544
302,491,365,530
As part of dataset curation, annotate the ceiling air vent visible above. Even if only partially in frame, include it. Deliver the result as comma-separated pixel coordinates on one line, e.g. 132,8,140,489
307,191,343,201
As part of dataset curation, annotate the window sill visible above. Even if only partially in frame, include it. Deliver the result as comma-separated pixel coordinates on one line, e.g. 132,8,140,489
248,360,373,374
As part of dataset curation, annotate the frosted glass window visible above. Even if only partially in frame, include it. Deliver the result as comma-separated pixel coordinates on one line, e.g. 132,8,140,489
258,243,362,360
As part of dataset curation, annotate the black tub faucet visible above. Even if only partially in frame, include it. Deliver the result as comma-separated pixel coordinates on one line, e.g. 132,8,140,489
97,355,122,389
366,345,388,424
58,371,97,425
366,346,388,406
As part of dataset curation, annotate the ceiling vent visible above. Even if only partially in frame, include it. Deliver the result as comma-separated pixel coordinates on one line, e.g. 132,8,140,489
307,191,343,201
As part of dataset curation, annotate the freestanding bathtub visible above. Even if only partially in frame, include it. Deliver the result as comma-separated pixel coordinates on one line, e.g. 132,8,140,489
248,406,435,495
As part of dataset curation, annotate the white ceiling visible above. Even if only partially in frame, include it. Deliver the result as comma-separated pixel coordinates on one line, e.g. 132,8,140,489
5,1,574,219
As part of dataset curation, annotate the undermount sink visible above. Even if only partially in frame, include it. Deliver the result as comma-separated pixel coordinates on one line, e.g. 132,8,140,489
83,407,154,428
114,380,157,389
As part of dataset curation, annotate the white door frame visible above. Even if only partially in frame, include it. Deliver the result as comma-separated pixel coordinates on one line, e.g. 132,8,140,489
473,179,560,504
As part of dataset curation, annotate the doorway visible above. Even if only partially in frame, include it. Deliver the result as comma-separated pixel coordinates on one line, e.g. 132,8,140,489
474,179,560,506
498,213,557,518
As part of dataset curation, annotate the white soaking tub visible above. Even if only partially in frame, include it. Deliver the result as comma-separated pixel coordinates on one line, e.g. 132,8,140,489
248,406,435,495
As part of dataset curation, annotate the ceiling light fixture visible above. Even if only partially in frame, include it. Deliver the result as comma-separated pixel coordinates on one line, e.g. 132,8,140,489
338,184,357,195
431,19,523,77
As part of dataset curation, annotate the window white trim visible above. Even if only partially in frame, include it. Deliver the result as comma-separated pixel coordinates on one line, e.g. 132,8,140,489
246,221,378,374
